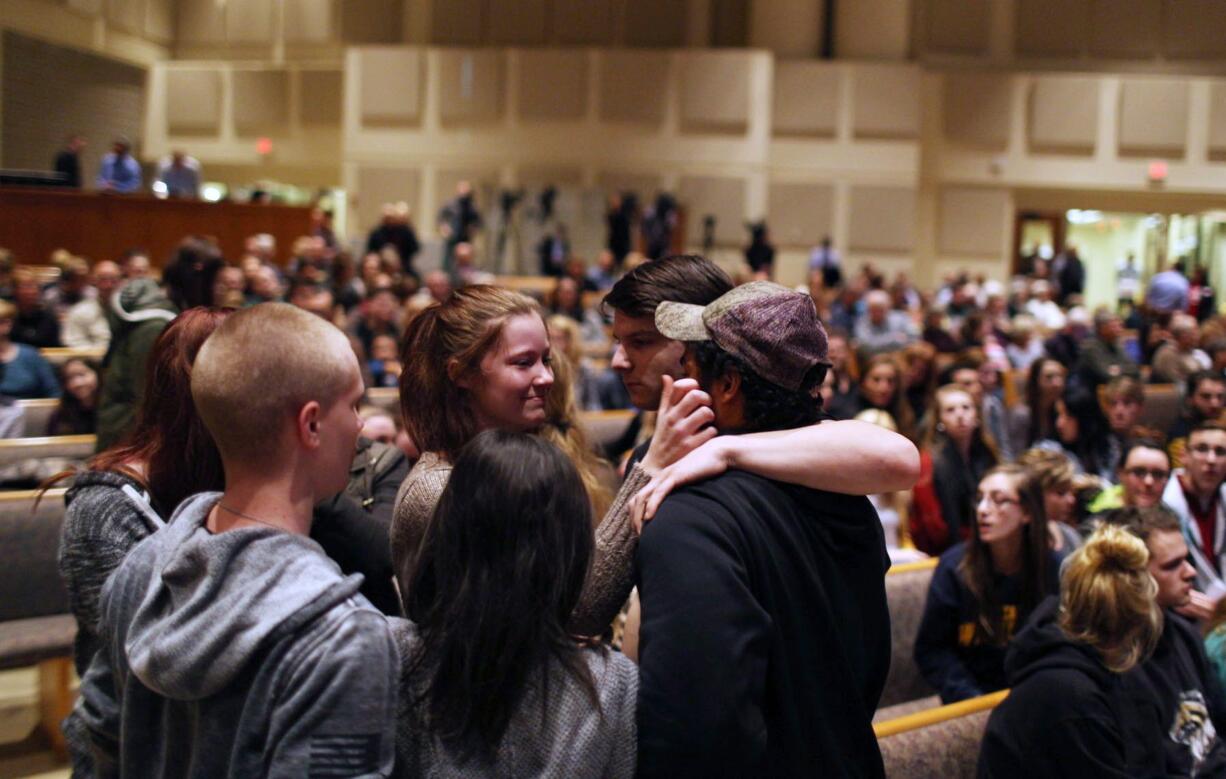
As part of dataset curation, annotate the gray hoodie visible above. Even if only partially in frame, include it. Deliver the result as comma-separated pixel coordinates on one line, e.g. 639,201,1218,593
79,492,399,778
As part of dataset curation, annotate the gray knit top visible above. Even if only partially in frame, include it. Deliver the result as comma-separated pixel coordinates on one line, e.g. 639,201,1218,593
391,451,651,637
392,620,638,779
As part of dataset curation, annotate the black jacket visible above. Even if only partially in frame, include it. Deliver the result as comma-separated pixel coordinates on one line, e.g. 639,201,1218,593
915,543,1062,703
635,470,889,778
310,438,410,616
978,598,1137,778
1123,610,1226,777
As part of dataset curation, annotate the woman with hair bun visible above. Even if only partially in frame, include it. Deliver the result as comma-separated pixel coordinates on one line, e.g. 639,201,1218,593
977,524,1163,777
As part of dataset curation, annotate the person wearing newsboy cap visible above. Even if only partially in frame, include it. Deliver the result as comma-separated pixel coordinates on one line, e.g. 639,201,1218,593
634,282,891,778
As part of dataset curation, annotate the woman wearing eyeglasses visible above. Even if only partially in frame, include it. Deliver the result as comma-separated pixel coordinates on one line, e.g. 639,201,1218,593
1089,438,1173,515
914,464,1064,703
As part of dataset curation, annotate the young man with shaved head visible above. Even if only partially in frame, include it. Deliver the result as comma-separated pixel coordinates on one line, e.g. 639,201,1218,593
80,304,399,777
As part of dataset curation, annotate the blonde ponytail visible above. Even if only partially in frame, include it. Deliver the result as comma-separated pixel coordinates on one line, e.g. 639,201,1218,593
1059,524,1162,673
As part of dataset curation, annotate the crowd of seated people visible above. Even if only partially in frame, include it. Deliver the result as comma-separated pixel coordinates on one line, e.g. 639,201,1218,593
5,207,1226,775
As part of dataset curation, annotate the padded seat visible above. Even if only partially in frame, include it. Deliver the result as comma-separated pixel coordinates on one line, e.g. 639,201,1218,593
879,707,993,779
0,614,77,669
873,694,940,723
878,559,937,708
876,691,1007,779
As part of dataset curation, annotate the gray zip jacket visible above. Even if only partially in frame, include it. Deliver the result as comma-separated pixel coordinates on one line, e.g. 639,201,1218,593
79,492,400,778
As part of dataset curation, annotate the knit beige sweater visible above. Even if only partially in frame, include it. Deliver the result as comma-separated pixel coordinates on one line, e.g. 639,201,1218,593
391,451,650,637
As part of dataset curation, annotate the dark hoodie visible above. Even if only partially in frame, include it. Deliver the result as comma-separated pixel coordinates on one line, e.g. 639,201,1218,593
977,597,1137,778
1123,610,1226,777
95,278,176,451
79,492,399,778
636,470,889,778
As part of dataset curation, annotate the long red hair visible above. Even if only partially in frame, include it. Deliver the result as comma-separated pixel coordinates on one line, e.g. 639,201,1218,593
90,307,230,516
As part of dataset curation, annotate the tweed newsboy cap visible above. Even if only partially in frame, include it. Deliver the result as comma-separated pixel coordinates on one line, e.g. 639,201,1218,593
655,281,829,393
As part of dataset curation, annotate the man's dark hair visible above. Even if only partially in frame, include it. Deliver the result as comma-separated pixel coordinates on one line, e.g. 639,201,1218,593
602,254,733,318
1099,505,1180,543
691,340,823,434
1185,369,1225,399
162,236,223,310
937,358,980,387
1189,418,1226,440
1120,436,1169,469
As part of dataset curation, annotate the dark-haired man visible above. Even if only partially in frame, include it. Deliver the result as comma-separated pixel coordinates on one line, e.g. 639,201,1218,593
1104,506,1226,776
604,254,734,417
1163,421,1226,620
1169,371,1226,467
602,255,917,494
1075,308,1138,389
635,282,890,777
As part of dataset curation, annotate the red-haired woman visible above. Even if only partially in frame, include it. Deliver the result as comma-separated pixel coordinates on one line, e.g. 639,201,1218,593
56,307,229,776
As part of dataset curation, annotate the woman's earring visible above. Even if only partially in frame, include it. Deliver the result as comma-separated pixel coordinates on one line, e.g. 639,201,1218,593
936,422,946,432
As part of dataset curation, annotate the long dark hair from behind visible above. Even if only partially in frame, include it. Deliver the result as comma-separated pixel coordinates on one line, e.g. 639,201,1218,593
1024,357,1064,446
162,236,224,310
958,464,1052,645
89,307,229,516
1060,384,1112,476
404,430,598,758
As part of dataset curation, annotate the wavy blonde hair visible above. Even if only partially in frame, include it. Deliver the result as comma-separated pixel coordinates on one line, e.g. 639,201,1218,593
1059,524,1162,673
540,350,613,519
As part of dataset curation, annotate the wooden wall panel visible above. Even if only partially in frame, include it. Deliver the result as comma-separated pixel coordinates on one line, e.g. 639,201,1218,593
519,50,587,121
772,62,839,138
1089,0,1160,58
176,0,226,44
299,70,342,125
768,182,834,247
488,0,547,45
1029,76,1098,154
358,49,422,126
144,0,173,42
166,69,222,135
943,74,1012,150
339,0,402,43
853,64,920,139
1162,0,1226,59
1118,78,1188,156
232,70,290,136
939,187,1009,255
925,0,988,54
430,0,483,45
624,1,686,48
679,51,751,134
599,51,669,125
848,186,915,252
223,0,273,44
1015,0,1088,57
1208,82,1226,158
438,50,505,126
105,0,144,34
553,0,614,44
837,0,911,60
283,0,332,43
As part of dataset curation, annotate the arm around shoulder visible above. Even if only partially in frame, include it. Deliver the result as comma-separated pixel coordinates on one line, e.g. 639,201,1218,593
723,419,920,494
